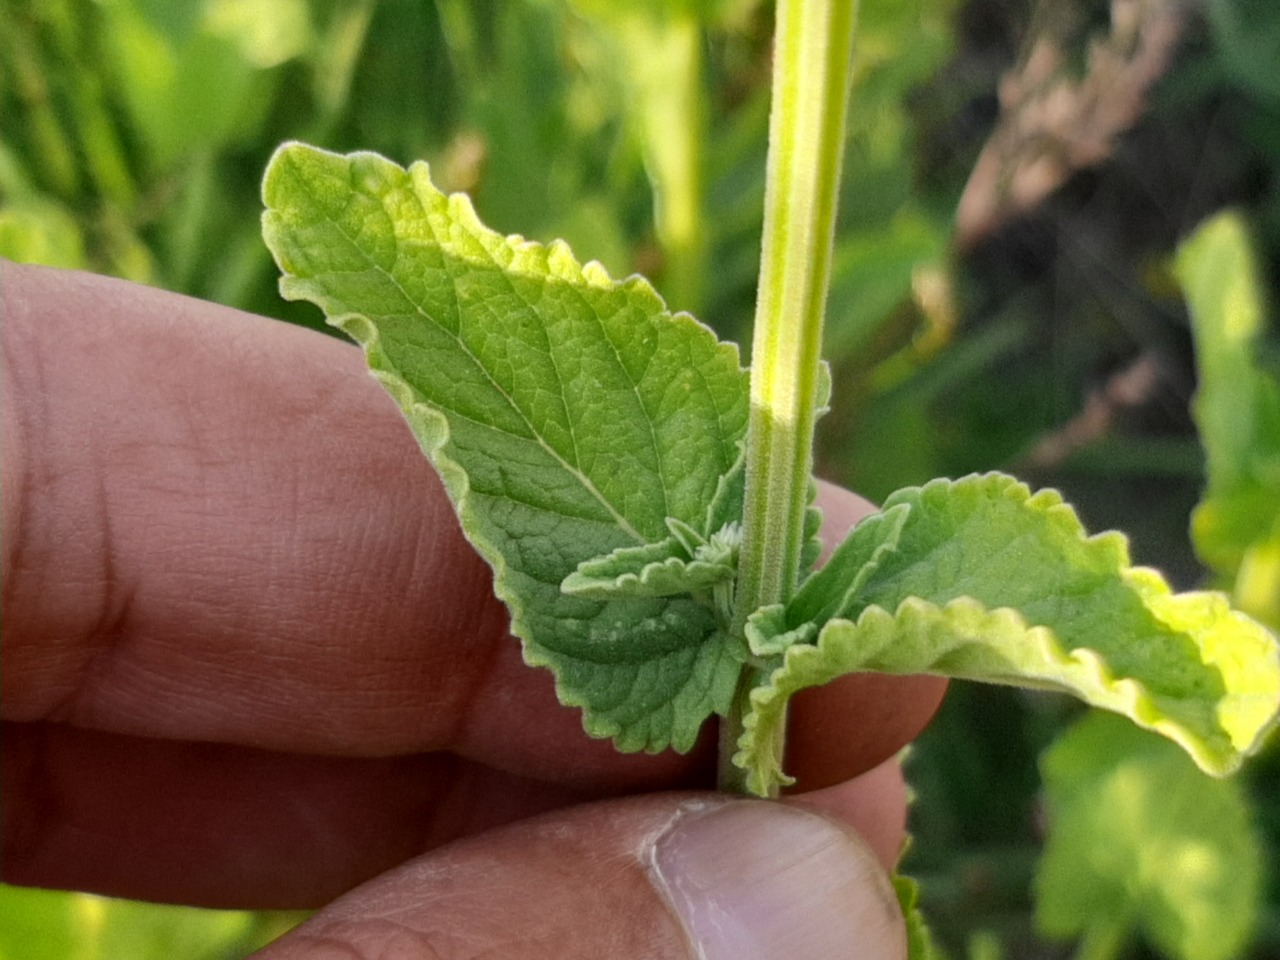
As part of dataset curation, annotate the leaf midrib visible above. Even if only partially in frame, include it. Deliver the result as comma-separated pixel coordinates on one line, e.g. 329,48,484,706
318,174,655,545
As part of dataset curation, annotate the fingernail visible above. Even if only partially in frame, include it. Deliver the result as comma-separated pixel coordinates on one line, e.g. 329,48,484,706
651,802,905,960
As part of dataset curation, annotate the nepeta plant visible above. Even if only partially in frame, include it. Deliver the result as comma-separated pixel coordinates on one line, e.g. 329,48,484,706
260,0,1278,934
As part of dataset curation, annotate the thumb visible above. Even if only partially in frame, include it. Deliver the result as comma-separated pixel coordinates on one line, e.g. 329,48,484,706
250,794,907,960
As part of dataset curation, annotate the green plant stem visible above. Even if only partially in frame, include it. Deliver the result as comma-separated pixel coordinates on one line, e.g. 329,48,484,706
719,0,859,795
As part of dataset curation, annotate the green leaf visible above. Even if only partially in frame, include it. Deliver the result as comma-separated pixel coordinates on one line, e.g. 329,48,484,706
737,473,1280,794
0,198,87,270
1175,211,1280,627
798,479,825,577
563,443,748,601
893,875,946,960
0,886,269,960
744,604,817,657
562,520,740,600
788,501,911,626
262,142,749,752
563,537,699,599
1035,713,1262,960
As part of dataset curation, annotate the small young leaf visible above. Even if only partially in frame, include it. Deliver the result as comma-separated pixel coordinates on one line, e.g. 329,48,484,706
262,142,749,752
798,479,826,578
1035,713,1262,960
665,517,708,557
562,538,695,598
787,501,911,625
562,528,737,599
744,604,817,657
738,473,1280,794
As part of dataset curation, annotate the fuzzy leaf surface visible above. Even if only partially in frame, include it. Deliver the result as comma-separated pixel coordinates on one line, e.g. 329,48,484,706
262,143,749,752
562,534,735,599
738,473,1280,794
563,445,747,600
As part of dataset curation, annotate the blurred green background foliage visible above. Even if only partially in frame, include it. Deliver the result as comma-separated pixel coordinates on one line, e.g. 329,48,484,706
2,0,1278,957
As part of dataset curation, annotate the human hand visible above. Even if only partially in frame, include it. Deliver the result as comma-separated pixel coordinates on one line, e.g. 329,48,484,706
1,260,946,959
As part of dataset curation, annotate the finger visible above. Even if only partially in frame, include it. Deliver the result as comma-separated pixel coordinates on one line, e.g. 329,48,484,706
0,727,908,909
785,672,946,791
251,795,906,960
3,262,941,787
0,722,605,908
0,260,690,785
788,756,909,870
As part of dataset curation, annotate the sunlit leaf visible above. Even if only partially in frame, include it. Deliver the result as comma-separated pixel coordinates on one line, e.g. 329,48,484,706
738,474,1280,794
1035,713,1262,960
1176,211,1280,628
263,143,749,752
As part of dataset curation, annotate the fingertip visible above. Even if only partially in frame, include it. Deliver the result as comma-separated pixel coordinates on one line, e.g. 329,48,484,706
252,795,906,960
653,801,906,960
786,756,910,872
785,672,947,791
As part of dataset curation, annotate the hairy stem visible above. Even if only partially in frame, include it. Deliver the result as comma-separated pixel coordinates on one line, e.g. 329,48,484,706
720,0,859,795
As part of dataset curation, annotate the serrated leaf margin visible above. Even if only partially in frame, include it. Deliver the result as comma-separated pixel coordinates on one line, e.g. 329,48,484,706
262,142,749,752
737,592,1279,796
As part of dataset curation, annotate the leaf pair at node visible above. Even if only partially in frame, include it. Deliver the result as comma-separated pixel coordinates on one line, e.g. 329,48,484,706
262,143,1280,796
562,445,745,627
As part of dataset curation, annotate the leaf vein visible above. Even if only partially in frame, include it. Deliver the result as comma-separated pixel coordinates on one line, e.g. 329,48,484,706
321,174,647,544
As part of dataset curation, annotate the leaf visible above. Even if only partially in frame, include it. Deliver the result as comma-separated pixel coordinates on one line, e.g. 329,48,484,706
893,874,946,960
563,443,748,600
737,473,1280,794
0,886,266,960
1234,518,1280,629
262,142,749,752
798,490,825,577
0,198,88,270
562,522,739,600
1175,212,1280,626
787,501,911,626
563,537,698,598
744,604,817,657
1035,713,1262,960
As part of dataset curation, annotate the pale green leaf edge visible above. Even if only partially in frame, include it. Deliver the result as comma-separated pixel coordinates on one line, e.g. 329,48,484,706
263,142,749,752
894,874,945,960
738,590,1279,796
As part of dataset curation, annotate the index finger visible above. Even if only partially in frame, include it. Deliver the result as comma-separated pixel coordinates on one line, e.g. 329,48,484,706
1,261,943,787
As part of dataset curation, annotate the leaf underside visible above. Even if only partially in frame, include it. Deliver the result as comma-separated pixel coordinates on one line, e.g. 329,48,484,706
738,474,1280,795
262,142,749,752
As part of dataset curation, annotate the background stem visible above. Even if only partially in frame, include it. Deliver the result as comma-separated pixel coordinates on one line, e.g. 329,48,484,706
719,0,859,794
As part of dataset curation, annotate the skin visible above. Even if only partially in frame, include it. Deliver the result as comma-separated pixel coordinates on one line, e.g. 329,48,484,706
0,260,946,953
